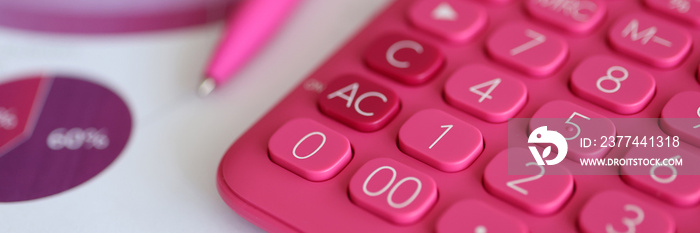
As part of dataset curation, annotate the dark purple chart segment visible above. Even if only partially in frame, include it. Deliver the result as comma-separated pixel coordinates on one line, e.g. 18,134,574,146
0,75,132,202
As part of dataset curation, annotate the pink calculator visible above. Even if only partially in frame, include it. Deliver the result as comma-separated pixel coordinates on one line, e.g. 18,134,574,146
217,0,700,232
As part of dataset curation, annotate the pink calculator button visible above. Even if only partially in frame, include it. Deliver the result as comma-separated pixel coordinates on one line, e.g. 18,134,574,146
571,55,656,114
364,34,444,85
660,91,700,147
348,158,437,224
436,200,527,233
407,0,487,43
526,0,606,34
530,100,616,160
608,13,691,68
621,146,700,206
579,191,675,233
645,0,700,26
486,22,568,76
483,148,574,215
398,109,483,172
268,118,352,181
319,75,400,132
444,64,527,123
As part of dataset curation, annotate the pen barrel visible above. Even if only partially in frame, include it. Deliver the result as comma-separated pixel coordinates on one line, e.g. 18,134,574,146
205,0,301,83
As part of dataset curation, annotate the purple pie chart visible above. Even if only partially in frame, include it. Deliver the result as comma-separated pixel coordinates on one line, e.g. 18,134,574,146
0,75,132,202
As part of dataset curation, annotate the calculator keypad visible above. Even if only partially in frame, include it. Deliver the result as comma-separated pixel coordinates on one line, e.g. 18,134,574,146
218,0,700,232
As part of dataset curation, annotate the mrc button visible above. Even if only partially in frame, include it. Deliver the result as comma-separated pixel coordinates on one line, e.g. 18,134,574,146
319,75,400,132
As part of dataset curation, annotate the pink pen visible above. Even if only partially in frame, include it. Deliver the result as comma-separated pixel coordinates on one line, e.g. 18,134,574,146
199,0,301,96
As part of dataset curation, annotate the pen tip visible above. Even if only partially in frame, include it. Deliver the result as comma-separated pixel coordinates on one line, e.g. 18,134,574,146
198,78,216,97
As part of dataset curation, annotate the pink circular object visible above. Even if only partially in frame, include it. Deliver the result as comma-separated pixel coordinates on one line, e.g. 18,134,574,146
0,0,237,33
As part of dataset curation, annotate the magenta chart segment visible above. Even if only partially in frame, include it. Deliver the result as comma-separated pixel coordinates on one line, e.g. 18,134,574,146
0,75,132,202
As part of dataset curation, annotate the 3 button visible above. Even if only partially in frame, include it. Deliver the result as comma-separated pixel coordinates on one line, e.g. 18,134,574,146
579,191,675,233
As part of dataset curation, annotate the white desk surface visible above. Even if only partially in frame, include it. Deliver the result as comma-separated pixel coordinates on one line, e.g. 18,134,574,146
0,0,390,232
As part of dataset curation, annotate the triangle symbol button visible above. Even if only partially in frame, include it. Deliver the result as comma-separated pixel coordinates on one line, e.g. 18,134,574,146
432,2,458,21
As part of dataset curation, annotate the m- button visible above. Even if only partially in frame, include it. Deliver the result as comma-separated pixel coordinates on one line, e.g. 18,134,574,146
609,13,691,68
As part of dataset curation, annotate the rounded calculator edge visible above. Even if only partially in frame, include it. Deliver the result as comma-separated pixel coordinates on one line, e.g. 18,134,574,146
216,161,300,233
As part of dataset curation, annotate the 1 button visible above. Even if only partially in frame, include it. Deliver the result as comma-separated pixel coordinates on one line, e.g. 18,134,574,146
268,118,352,181
407,0,487,43
660,91,700,148
486,22,568,76
364,34,444,85
348,158,437,224
571,55,656,114
621,146,700,206
319,75,400,132
526,0,606,34
436,200,527,233
444,64,527,122
645,0,700,26
608,13,691,68
530,100,616,160
483,148,574,215
398,109,483,172
579,191,675,233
